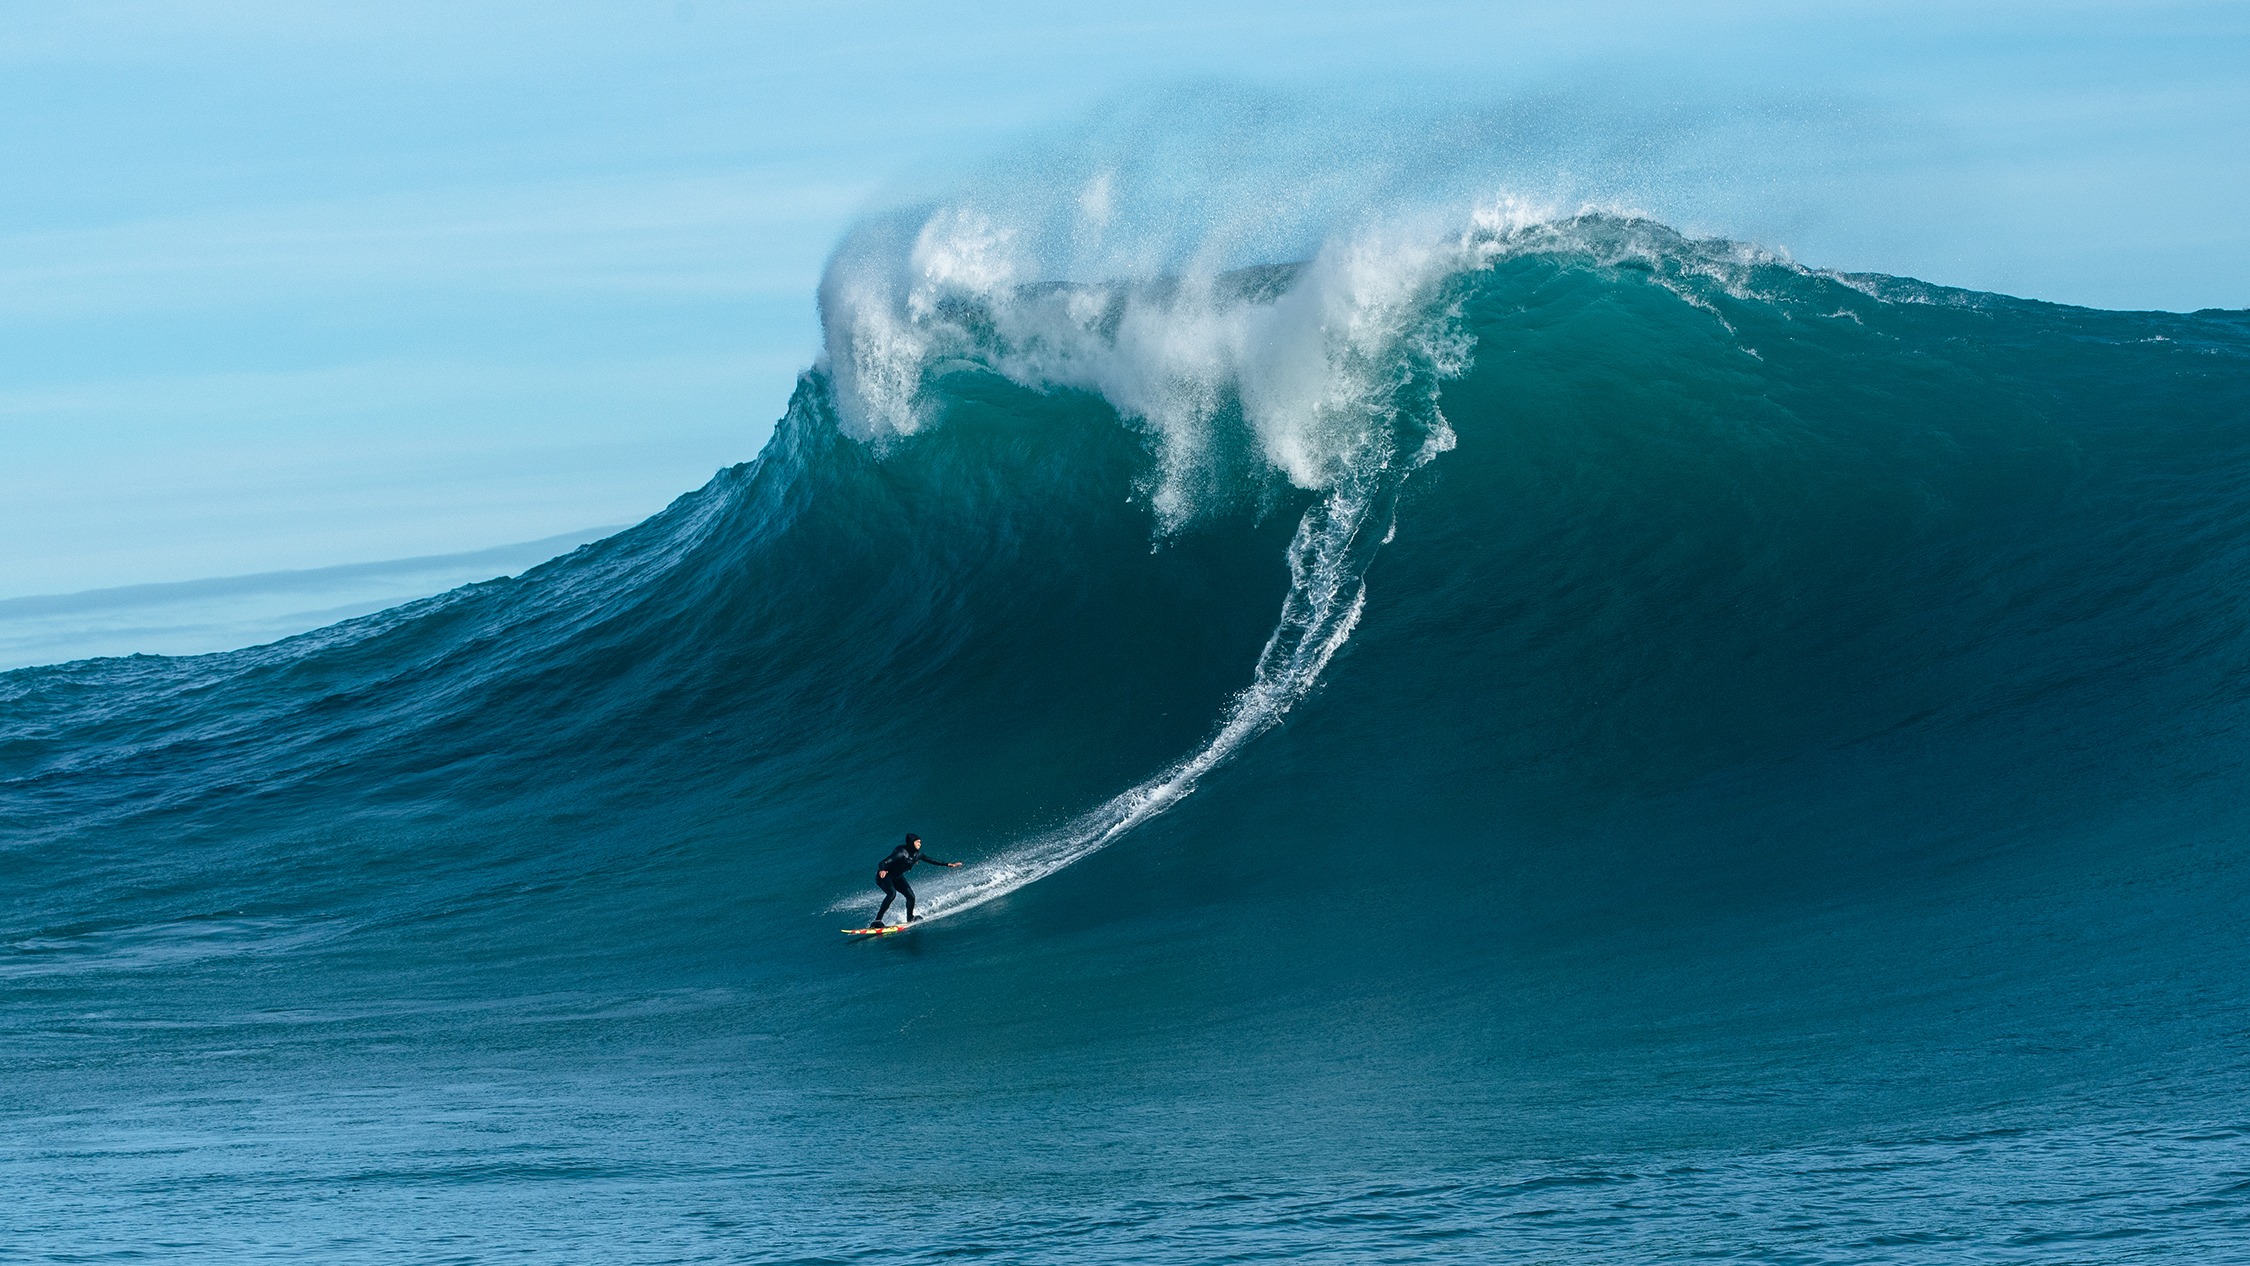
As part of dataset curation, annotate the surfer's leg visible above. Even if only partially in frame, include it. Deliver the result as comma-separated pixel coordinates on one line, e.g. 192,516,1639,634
897,876,917,921
873,877,898,924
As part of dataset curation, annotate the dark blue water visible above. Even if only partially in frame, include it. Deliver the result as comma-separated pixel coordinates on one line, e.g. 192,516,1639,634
8,215,2250,1261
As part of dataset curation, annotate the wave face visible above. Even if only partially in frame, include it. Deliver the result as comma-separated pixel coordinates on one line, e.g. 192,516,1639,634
9,213,2250,1261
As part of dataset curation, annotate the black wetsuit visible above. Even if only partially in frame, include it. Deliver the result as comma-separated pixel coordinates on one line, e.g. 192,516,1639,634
874,845,954,923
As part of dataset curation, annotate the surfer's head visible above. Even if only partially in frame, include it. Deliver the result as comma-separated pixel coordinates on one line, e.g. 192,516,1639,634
905,833,921,851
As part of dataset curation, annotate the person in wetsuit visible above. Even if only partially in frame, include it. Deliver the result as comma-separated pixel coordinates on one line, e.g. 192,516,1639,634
871,832,961,927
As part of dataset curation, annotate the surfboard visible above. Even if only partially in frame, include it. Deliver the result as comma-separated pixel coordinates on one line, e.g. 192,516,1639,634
842,925,909,937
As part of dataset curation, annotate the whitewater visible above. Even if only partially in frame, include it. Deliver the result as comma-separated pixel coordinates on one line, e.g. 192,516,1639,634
8,149,2250,1262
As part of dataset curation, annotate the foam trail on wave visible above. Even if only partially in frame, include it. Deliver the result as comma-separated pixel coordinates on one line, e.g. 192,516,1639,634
901,468,1385,924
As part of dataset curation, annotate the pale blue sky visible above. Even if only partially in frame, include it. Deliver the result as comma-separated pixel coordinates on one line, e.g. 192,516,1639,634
4,1,2245,598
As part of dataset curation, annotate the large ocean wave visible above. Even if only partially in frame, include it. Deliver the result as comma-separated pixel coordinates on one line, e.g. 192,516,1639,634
8,192,2250,1260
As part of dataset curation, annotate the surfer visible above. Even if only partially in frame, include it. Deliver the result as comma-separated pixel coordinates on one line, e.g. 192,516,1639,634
870,833,961,927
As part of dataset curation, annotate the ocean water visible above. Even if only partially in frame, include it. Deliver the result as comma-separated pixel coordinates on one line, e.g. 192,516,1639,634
7,210,2250,1262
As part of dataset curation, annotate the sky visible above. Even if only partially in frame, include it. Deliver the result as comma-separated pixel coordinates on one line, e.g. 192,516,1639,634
3,0,2246,601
